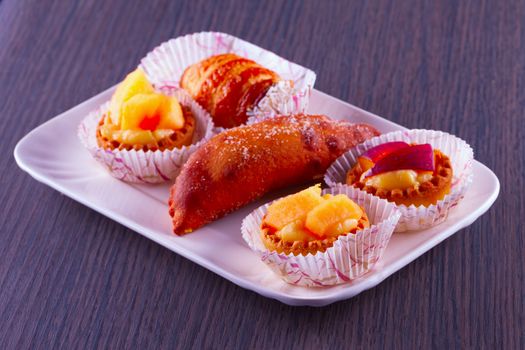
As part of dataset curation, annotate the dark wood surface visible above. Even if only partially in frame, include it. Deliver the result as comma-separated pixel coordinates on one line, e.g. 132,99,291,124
1,0,522,348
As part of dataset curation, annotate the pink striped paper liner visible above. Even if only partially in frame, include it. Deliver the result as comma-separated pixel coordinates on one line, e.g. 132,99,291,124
78,88,214,184
139,31,316,124
241,185,401,287
324,129,474,232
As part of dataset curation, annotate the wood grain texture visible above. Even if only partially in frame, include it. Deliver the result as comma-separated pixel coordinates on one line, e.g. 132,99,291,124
0,0,522,349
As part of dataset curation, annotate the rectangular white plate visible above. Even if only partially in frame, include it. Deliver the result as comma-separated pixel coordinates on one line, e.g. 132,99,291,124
14,87,500,306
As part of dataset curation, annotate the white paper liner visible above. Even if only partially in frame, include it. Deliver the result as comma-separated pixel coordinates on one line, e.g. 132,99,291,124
77,88,214,184
241,186,401,287
324,129,474,232
139,31,316,123
245,80,312,124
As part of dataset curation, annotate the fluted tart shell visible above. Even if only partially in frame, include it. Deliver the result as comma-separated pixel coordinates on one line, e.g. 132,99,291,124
96,106,196,152
260,211,371,256
346,149,453,207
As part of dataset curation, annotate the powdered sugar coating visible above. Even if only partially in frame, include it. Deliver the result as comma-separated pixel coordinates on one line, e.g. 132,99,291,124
168,114,380,234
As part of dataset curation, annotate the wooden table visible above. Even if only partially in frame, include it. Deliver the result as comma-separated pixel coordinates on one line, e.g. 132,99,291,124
1,0,521,348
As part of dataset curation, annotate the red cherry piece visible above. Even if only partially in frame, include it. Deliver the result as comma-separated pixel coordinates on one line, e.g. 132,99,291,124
139,114,160,131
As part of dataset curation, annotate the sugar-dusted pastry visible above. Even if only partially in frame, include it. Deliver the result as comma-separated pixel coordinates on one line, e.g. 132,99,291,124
180,53,281,128
260,185,370,256
345,141,453,207
168,114,380,234
97,69,195,151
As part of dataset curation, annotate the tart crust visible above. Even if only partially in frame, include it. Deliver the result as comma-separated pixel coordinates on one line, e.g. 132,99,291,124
346,149,453,207
96,105,195,152
260,210,370,256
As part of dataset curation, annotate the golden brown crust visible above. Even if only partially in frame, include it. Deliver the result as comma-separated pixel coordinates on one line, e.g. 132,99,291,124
180,53,281,128
260,211,370,256
168,114,380,235
96,106,195,152
346,150,453,207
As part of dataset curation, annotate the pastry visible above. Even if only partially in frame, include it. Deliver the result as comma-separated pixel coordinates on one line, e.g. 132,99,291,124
180,53,281,128
345,141,453,207
97,68,195,151
168,114,380,234
260,185,370,256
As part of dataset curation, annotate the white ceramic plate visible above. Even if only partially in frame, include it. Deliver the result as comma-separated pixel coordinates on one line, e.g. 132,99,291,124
14,87,500,306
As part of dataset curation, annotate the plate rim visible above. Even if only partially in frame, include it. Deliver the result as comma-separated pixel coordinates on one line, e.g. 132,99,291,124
13,88,500,306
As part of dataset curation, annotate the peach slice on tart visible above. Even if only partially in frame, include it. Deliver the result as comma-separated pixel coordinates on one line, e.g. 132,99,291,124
109,69,155,126
346,142,453,207
158,95,185,130
304,194,364,237
276,220,317,242
260,185,370,256
96,68,195,151
262,184,323,231
120,93,163,130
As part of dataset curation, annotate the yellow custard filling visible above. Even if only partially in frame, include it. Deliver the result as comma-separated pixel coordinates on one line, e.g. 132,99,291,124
103,69,186,145
362,170,433,191
99,120,176,145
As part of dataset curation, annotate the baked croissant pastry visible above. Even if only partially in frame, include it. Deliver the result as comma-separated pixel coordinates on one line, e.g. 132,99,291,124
180,53,281,128
168,114,380,235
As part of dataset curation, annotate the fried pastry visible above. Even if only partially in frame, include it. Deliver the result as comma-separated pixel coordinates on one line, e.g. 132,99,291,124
180,53,281,128
168,114,380,235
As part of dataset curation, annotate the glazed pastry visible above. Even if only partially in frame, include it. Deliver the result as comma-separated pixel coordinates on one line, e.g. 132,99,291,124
180,53,281,128
168,114,380,235
260,185,370,256
346,141,453,207
97,69,195,151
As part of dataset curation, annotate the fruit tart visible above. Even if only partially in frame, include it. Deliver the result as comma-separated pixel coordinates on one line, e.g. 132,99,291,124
97,69,195,152
241,185,401,287
260,185,370,256
78,68,214,183
324,129,474,231
345,142,453,207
